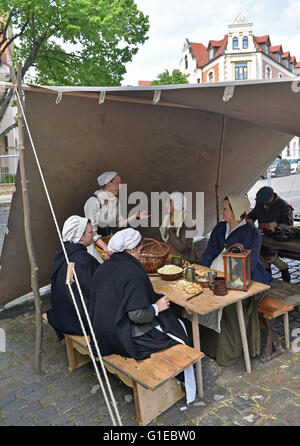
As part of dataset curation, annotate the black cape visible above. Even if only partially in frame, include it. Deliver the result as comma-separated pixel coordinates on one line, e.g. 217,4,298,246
47,242,100,337
88,251,188,359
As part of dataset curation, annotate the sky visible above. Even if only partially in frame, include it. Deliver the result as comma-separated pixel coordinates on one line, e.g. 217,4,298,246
122,0,300,86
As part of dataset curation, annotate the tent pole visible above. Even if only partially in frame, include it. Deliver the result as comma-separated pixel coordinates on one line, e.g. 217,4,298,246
10,62,43,374
215,115,227,223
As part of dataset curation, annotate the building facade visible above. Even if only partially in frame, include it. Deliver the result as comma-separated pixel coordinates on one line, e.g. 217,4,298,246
0,16,18,182
179,13,300,84
179,13,300,160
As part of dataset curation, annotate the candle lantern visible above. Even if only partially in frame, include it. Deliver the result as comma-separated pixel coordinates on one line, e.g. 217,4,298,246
222,243,251,291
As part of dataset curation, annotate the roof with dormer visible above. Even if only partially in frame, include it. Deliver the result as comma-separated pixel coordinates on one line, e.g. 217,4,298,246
184,16,298,73
189,42,208,67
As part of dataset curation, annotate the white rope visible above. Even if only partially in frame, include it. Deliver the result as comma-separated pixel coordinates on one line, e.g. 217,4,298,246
55,91,63,104
98,91,106,104
14,87,122,426
152,90,161,104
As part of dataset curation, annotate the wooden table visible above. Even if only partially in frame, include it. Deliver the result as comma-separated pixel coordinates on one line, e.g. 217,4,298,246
150,265,270,398
262,234,300,260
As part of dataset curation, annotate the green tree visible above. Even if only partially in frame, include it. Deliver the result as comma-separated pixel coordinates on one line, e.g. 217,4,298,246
0,0,149,135
0,0,149,86
151,69,188,85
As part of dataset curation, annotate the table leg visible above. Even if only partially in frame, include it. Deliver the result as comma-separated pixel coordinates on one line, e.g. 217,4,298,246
284,312,290,349
192,314,203,398
235,300,251,374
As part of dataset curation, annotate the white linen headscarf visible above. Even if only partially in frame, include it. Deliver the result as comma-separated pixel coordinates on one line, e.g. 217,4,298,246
108,228,142,253
62,215,88,243
169,192,187,211
160,192,186,242
227,194,251,220
97,171,119,187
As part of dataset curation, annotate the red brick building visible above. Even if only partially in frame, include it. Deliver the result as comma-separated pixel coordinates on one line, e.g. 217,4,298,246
179,13,299,83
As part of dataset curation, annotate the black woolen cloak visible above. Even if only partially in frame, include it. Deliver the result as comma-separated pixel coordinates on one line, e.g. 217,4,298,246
47,242,100,337
88,252,188,359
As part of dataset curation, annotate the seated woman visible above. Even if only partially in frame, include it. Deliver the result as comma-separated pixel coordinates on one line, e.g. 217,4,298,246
197,195,272,367
88,228,196,404
159,192,197,262
47,215,100,339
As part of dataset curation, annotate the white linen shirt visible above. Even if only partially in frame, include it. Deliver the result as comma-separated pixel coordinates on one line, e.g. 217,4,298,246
84,190,122,234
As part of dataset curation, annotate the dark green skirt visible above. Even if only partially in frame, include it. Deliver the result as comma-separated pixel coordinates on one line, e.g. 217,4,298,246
198,293,264,367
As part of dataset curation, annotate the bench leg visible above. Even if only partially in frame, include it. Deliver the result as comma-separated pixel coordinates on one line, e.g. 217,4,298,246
260,318,284,363
283,312,290,349
65,336,91,372
132,378,184,426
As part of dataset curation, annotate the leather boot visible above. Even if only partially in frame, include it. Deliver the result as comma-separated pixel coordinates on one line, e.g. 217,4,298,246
281,269,291,283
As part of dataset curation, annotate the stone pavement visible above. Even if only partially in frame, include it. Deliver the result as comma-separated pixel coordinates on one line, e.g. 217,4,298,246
0,259,300,427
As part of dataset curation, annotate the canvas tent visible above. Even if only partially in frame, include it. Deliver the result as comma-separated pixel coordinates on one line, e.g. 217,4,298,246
0,78,299,307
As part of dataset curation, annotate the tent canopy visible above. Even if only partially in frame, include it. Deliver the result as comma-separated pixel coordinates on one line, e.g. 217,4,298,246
0,78,299,305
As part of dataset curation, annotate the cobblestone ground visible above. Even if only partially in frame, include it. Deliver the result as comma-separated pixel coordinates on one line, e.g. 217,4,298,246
0,259,299,427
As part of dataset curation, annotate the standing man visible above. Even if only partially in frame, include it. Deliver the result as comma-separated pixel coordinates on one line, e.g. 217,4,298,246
247,186,294,282
84,171,149,262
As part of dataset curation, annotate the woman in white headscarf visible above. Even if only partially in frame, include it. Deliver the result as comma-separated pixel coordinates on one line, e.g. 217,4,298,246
47,216,100,339
88,228,196,404
159,192,197,262
84,171,149,262
195,194,272,367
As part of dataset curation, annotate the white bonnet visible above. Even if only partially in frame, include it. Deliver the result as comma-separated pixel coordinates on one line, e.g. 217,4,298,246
169,192,187,211
62,215,88,243
97,171,119,187
227,195,251,220
108,228,142,253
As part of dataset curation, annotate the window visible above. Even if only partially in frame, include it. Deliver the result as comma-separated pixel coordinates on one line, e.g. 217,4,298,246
278,73,283,78
208,71,214,82
277,54,281,63
185,55,188,70
266,66,271,79
233,37,238,49
242,36,248,49
4,136,8,153
265,45,269,55
235,62,248,80
285,59,289,69
209,48,214,60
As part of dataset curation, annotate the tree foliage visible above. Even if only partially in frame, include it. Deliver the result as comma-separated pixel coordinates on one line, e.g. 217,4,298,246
0,0,150,86
151,69,188,85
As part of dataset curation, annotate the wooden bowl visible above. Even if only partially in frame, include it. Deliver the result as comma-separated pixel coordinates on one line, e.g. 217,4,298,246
195,276,210,288
158,272,183,281
157,265,183,281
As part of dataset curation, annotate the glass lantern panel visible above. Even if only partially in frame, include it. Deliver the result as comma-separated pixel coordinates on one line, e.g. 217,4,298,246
246,256,251,286
226,257,244,289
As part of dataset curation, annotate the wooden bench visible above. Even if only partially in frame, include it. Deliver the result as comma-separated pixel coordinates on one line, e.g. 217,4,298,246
257,277,300,362
258,296,293,362
42,313,203,425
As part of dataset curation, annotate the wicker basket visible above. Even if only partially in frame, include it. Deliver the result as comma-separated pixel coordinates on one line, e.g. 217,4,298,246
139,238,170,273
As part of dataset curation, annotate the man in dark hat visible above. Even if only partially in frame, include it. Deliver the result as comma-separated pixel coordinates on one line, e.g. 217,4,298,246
247,186,294,282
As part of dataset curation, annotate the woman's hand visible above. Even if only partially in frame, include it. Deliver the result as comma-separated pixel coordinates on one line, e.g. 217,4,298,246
155,296,170,312
96,239,111,256
136,211,151,220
